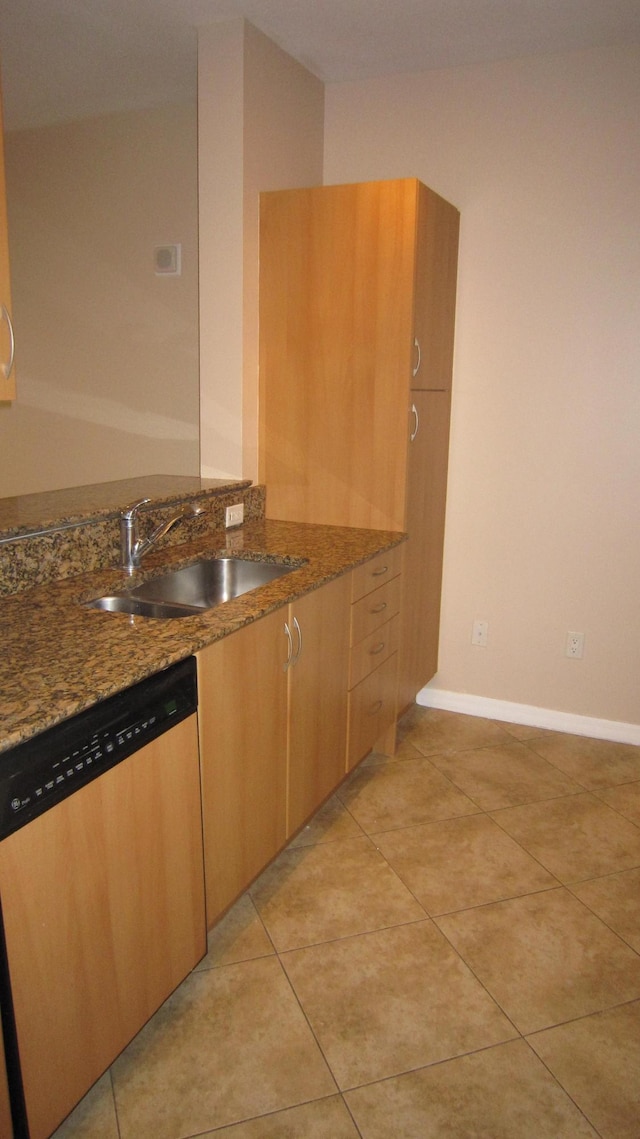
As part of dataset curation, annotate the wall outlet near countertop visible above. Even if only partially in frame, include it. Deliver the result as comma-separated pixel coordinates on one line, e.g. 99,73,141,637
471,619,489,647
565,631,585,659
225,503,244,528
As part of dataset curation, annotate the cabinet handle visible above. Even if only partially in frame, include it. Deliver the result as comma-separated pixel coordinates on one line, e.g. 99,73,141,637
368,699,383,716
370,601,387,614
410,402,419,442
370,641,386,656
372,564,388,578
292,617,302,665
412,336,421,378
1,304,16,381
284,621,293,671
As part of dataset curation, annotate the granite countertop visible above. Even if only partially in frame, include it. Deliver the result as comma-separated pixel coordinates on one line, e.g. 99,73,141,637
1,518,404,754
0,475,251,539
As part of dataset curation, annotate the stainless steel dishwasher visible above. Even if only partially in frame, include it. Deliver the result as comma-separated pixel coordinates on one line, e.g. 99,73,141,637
0,656,205,1139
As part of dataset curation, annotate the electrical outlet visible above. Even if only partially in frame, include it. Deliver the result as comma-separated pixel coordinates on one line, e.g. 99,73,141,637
471,619,489,647
566,631,585,659
225,503,244,528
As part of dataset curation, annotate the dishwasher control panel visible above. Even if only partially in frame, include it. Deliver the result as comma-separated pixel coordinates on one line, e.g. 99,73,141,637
0,656,197,840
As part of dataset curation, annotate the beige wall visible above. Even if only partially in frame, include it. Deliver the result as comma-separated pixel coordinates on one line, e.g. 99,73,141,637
324,44,640,726
198,19,324,482
1,103,200,496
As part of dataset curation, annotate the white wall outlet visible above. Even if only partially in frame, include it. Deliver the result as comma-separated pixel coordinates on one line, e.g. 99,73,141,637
566,631,585,659
471,619,489,647
225,503,244,528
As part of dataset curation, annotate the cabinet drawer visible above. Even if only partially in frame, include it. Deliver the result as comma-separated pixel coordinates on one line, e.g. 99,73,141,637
351,576,402,646
351,545,403,601
349,615,400,689
347,652,399,770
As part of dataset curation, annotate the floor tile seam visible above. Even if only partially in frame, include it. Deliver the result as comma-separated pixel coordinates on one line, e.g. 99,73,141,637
339,1034,560,1098
517,1034,606,1137
590,789,640,832
481,808,567,883
565,882,640,959
270,944,348,1099
367,819,564,918
357,803,484,838
524,994,640,1044
273,911,438,958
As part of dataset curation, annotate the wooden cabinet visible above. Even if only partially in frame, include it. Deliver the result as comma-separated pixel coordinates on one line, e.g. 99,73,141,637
197,574,350,925
0,1000,12,1139
287,574,350,835
197,608,289,925
347,547,402,770
259,178,459,713
0,65,16,402
0,715,205,1139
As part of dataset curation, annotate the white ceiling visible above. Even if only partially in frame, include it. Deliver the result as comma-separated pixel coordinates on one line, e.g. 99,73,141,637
2,0,639,129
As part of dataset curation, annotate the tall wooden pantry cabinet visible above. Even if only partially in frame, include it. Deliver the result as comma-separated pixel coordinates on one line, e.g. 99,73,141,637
259,178,459,713
0,62,16,402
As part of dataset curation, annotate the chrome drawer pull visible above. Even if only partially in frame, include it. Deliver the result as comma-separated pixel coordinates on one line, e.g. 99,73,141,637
410,402,419,442
372,565,388,577
1,304,15,381
370,601,387,614
370,641,386,656
412,336,421,377
368,699,383,716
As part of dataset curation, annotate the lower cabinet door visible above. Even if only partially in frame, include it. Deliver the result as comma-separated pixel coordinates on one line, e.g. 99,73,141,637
287,574,351,837
0,715,205,1139
197,609,288,925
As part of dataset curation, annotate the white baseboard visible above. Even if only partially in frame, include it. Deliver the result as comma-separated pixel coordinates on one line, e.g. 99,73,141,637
417,687,640,747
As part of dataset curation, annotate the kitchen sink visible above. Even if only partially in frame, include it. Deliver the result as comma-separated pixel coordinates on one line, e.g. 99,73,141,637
86,557,300,618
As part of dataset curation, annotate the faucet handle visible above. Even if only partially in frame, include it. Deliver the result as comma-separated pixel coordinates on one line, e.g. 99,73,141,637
122,497,151,520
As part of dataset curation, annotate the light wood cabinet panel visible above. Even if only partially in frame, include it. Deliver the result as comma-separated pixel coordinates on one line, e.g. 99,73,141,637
0,1003,12,1139
347,653,399,772
349,614,399,690
399,389,452,711
0,715,205,1139
351,545,403,602
351,575,402,646
259,177,459,721
412,182,460,391
197,609,288,926
260,180,417,532
287,574,350,836
197,575,351,919
0,65,16,402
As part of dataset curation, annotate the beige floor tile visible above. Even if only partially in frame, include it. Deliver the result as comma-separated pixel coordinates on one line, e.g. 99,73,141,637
345,1039,599,1138
525,732,640,790
571,867,640,953
596,780,640,826
437,888,640,1034
428,740,582,809
337,755,478,833
288,793,365,846
375,813,558,914
203,1095,361,1137
399,707,512,757
281,920,515,1089
490,792,640,882
529,1001,640,1139
195,893,274,970
51,1073,119,1139
249,836,426,951
111,957,336,1139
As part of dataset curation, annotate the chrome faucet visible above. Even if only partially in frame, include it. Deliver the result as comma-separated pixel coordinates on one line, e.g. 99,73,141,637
120,498,205,574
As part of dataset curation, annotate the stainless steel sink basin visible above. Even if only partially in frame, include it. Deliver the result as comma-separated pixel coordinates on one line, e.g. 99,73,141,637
86,557,300,618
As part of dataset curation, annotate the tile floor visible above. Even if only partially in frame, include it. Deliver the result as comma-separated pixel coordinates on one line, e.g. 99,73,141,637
53,707,640,1139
